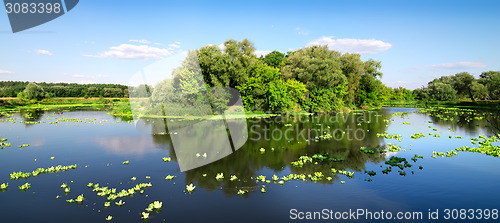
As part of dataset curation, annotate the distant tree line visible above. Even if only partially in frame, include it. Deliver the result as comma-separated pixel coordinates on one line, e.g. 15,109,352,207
413,71,500,101
148,38,413,113
0,81,128,99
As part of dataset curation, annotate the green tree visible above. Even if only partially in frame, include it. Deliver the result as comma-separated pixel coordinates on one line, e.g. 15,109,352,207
259,50,286,69
428,82,457,101
453,72,475,100
357,75,386,106
23,82,45,100
339,53,364,105
413,87,430,101
87,87,98,97
479,71,500,99
0,87,14,97
470,82,488,99
282,45,345,90
237,62,306,111
197,39,257,88
152,79,176,103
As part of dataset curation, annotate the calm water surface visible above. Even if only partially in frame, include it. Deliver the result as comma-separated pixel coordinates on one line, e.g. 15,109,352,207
0,108,499,222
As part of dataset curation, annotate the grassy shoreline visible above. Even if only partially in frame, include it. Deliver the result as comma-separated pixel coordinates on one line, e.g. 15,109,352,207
0,97,123,115
3,97,498,119
383,100,500,110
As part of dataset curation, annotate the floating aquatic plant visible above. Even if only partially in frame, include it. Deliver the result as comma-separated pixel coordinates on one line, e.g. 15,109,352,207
365,170,376,176
331,168,354,178
122,160,129,165
230,175,238,181
10,171,31,180
152,201,162,210
89,182,152,201
141,212,150,219
215,173,224,180
18,144,30,148
186,184,196,193
410,132,426,139
165,175,175,180
360,147,375,154
131,177,137,181
237,189,247,195
382,167,392,174
75,194,85,203
14,164,77,180
115,200,125,206
104,202,110,207
376,131,402,141
1,183,8,190
256,175,266,182
291,156,313,168
87,183,93,188
259,148,265,153
272,175,279,182
386,143,402,152
261,188,266,193
106,216,113,221
162,157,171,162
19,183,31,191
385,156,406,166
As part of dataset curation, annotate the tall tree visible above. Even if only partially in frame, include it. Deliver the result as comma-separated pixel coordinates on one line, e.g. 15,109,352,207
453,72,475,100
23,82,46,100
282,45,345,90
339,53,364,105
259,50,286,69
197,38,257,88
479,71,500,99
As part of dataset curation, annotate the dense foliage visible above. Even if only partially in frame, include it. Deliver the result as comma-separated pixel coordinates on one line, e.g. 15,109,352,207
414,71,499,101
2,38,421,112
0,81,128,98
188,39,406,112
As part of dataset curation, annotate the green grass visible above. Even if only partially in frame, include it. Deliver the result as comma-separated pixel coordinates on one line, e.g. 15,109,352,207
0,97,126,115
383,100,500,110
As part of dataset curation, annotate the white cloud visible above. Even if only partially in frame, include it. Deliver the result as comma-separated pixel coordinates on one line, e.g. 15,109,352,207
79,80,96,84
168,43,180,48
296,27,309,36
129,39,151,44
65,73,109,80
428,61,486,70
306,36,392,55
175,41,181,45
35,49,53,56
69,74,85,78
0,69,14,74
218,43,226,51
84,44,171,60
255,50,272,57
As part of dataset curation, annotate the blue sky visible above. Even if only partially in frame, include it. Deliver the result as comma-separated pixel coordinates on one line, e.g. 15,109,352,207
0,0,499,89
